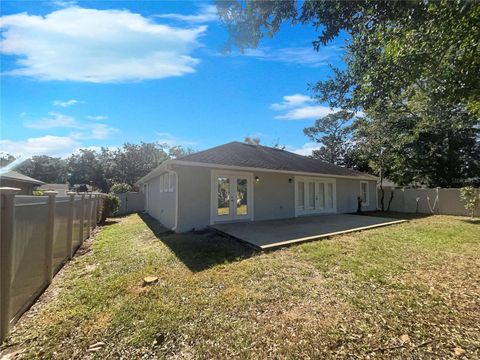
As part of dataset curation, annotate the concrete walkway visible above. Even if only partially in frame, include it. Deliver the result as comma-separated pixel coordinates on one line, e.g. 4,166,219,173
211,214,406,249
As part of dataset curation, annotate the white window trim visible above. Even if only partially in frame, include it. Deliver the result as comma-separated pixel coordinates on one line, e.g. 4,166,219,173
159,174,164,193
360,181,370,206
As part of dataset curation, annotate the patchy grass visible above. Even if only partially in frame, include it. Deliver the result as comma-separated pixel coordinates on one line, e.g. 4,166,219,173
1,213,479,359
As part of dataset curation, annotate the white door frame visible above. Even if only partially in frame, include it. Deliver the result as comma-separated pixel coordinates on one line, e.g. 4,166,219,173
210,170,254,224
294,176,337,217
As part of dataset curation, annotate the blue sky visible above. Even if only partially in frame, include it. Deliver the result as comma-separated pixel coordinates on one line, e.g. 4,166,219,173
1,1,347,159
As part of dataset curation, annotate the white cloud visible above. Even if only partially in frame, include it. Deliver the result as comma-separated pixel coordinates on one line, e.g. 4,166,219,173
242,46,342,67
156,132,197,147
0,7,206,82
25,112,117,139
155,4,217,23
53,99,79,107
87,115,108,121
287,142,320,156
0,135,80,158
26,112,77,129
269,94,312,111
275,105,339,120
71,124,118,140
54,0,78,7
270,94,339,120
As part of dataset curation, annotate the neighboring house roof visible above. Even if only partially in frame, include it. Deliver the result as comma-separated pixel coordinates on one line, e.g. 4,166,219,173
0,170,44,185
378,179,399,188
39,183,68,190
137,142,377,185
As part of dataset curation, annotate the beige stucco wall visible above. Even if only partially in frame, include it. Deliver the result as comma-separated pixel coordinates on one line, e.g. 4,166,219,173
169,164,377,232
173,164,211,232
336,178,377,213
145,174,176,229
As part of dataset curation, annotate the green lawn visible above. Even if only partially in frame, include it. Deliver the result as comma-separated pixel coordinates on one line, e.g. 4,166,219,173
2,213,479,359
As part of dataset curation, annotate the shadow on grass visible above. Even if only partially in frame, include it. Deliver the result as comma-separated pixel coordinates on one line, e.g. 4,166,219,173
138,213,257,272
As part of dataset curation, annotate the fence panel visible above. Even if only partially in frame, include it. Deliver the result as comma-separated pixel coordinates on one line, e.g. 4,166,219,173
437,189,470,216
72,198,82,249
11,198,49,321
378,188,471,216
116,192,145,215
1,191,105,343
83,197,90,240
52,197,70,272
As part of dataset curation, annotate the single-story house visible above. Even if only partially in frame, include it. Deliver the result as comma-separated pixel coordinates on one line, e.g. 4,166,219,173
0,170,44,195
136,142,378,232
38,183,69,196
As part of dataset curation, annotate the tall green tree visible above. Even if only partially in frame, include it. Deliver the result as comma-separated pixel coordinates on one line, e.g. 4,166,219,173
217,0,480,187
15,156,67,183
111,142,169,186
0,153,16,168
67,149,108,191
303,110,354,165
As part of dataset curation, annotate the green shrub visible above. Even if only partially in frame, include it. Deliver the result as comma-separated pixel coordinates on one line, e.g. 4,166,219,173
100,193,121,224
460,186,479,219
32,190,45,196
110,183,133,194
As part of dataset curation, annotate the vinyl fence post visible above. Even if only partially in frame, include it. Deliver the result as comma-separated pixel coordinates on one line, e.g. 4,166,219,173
79,193,85,244
44,191,58,284
96,194,100,224
92,194,97,229
86,193,92,238
0,187,20,343
66,192,76,259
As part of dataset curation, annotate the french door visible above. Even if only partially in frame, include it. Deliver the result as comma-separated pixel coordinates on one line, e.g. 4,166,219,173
212,172,253,223
295,177,336,216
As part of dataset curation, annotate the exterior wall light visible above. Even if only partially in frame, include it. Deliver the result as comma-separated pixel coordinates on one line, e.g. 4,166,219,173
255,176,260,182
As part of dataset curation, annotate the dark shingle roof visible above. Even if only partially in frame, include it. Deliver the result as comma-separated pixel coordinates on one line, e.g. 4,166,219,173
0,170,45,185
177,142,376,179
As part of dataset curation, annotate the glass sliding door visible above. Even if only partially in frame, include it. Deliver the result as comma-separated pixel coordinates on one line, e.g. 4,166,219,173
307,182,315,210
326,183,334,210
296,177,336,216
318,183,325,209
296,181,305,211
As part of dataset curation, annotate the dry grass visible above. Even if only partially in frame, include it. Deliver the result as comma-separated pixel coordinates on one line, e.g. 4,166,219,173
1,213,479,359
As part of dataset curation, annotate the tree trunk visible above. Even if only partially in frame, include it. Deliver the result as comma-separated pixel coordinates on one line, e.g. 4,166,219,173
386,191,394,212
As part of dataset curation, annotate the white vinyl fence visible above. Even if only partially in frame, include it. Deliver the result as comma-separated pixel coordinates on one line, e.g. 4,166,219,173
378,188,475,216
116,192,145,215
0,188,104,342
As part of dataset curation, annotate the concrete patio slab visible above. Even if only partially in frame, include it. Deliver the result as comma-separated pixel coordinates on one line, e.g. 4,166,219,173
211,214,406,249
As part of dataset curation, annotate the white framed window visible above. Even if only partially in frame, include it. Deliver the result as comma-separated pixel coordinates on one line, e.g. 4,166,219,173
360,181,369,206
169,173,174,192
163,173,169,192
159,174,164,192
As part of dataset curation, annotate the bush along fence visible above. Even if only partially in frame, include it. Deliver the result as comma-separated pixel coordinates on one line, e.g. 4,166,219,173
0,187,104,343
378,188,476,216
